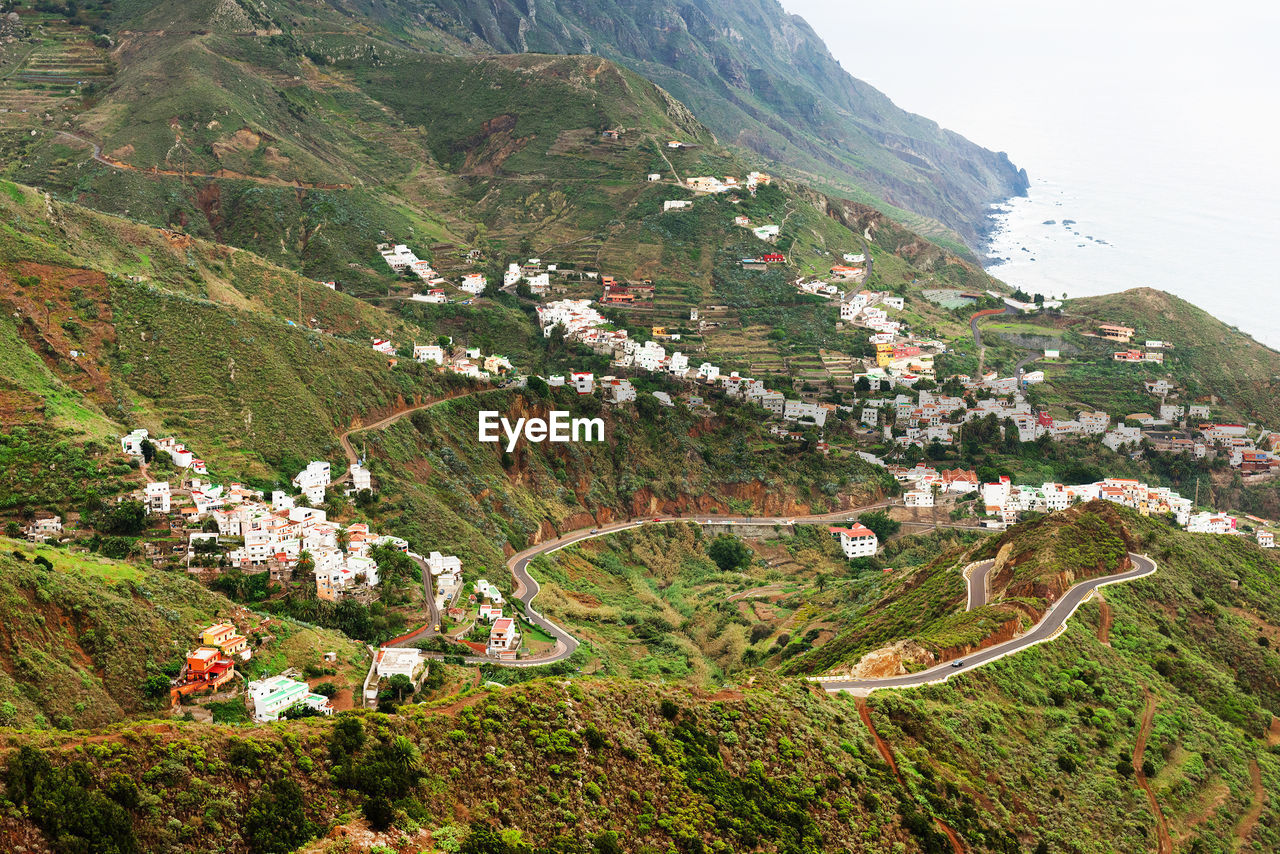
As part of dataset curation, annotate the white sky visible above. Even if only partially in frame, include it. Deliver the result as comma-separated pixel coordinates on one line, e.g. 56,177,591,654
781,0,1280,192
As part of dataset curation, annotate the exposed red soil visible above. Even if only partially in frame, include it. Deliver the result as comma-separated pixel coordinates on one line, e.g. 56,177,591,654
1133,692,1172,854
856,697,963,853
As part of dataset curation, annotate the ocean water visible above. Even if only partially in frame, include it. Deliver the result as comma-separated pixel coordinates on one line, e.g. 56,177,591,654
782,0,1280,350
984,171,1280,349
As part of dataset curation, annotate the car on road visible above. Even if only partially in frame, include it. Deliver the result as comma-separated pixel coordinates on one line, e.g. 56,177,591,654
589,528,599,534
950,661,965,668
433,624,440,632
652,517,662,522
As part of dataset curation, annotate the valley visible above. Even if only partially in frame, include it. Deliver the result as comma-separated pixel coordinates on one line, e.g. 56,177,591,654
0,1,1277,852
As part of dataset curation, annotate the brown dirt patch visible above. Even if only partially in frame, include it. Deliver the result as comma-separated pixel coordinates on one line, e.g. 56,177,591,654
1133,692,1172,854
1232,760,1264,849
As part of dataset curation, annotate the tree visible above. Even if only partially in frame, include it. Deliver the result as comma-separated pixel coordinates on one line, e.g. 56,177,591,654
243,779,316,853
295,551,316,598
387,673,414,701
858,510,900,542
706,535,752,572
139,438,156,464
141,675,171,700
4,521,19,538
97,500,147,536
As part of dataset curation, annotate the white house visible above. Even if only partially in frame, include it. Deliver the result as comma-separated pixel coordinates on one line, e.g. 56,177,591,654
460,273,487,295
882,296,905,311
1258,530,1275,548
425,551,462,578
1187,512,1237,534
829,524,878,559
414,344,445,365
248,676,333,722
752,225,780,241
647,173,662,182
145,481,171,514
663,200,692,212
503,263,523,288
904,490,934,508
292,461,332,505
488,617,521,660
697,362,720,382
121,428,149,456
349,464,372,493
375,647,425,680
783,400,828,427
571,372,595,395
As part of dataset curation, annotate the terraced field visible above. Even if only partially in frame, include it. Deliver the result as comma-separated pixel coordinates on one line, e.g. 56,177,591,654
0,17,110,128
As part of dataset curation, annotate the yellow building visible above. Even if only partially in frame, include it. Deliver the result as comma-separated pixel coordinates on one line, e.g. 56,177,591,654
201,623,250,659
875,342,894,367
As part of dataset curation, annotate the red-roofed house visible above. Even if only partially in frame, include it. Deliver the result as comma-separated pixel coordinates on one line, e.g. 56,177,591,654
488,617,521,660
828,524,879,559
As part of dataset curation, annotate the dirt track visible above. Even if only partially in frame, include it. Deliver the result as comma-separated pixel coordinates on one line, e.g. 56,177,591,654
1133,692,1172,854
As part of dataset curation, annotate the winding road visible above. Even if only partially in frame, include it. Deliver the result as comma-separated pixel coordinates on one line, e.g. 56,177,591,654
336,390,1156,688
813,553,1157,693
422,510,1154,684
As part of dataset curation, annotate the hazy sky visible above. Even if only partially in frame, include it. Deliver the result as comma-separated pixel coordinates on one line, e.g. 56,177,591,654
781,1,1280,345
781,1,1280,196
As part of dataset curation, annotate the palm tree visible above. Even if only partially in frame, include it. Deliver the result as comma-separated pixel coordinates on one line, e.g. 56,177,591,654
295,550,316,598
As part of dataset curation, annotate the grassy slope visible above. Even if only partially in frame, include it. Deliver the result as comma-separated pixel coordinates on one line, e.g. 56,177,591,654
0,540,365,731
0,178,456,476
1059,288,1280,427
0,675,1012,854
355,387,891,590
3,502,1277,854
868,508,1280,853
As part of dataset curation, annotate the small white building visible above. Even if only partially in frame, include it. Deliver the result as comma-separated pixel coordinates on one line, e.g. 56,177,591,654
414,344,445,365
145,481,171,514
426,551,462,577
783,400,828,427
488,617,521,660
571,372,595,395
349,464,372,493
121,428,149,456
1258,530,1275,549
829,524,878,559
292,461,332,505
647,173,662,182
904,490,935,508
375,647,425,680
248,676,333,722
663,200,692,212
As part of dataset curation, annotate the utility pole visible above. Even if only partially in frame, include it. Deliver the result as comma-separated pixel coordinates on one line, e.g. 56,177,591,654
298,280,303,327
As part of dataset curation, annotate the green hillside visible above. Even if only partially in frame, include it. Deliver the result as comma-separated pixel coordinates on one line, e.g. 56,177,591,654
0,539,366,731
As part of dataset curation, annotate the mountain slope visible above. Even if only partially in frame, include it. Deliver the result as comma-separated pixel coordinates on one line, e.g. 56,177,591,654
402,0,1029,248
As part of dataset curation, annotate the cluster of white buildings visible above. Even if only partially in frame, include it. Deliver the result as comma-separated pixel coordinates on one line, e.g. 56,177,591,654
120,428,208,475
212,489,399,600
683,171,771,195
503,259,550,295
378,242,492,301
378,243,446,286
979,476,1195,529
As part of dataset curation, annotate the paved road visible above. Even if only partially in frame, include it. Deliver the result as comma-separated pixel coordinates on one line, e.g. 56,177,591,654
815,553,1157,693
426,502,904,667
966,560,995,611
